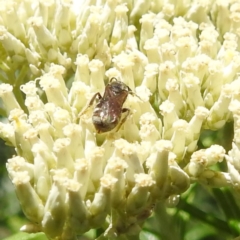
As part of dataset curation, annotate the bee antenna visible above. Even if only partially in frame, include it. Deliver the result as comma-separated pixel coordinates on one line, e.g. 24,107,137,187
128,89,142,101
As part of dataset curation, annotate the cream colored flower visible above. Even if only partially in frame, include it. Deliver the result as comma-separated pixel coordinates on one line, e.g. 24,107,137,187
0,0,240,239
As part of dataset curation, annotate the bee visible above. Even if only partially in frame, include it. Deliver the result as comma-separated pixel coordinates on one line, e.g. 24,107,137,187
81,78,134,133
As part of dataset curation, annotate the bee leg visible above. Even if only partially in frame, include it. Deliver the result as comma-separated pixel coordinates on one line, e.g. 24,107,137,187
78,92,102,117
115,108,130,132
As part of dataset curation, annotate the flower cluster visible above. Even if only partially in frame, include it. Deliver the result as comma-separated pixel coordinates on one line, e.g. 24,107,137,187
0,0,240,239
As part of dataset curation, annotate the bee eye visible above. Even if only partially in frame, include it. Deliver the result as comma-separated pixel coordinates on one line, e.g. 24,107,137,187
110,82,128,94
112,86,123,94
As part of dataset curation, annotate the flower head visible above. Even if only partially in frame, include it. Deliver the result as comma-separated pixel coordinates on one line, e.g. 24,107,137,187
1,0,240,239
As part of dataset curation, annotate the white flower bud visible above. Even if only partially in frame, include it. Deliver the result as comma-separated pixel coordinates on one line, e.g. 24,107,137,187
42,170,68,238
176,36,197,64
1,3,26,39
28,110,49,126
186,149,207,177
141,63,158,93
147,140,172,190
158,61,177,100
67,180,90,234
113,52,135,90
144,37,160,63
113,139,143,183
0,26,26,55
166,78,185,116
74,54,90,84
171,119,188,159
39,74,70,112
84,129,97,158
78,10,100,57
198,24,220,57
0,122,15,146
199,170,232,188
130,0,151,25
187,106,209,151
89,147,105,183
6,156,34,181
159,43,176,63
182,54,210,81
160,100,178,139
63,124,84,159
139,123,161,143
139,13,155,52
54,2,72,41
20,81,38,96
90,174,117,216
25,48,41,66
32,143,52,201
155,27,171,45
74,158,90,199
126,173,155,214
69,81,91,113
52,108,72,137
205,145,225,166
206,84,233,129
227,143,240,172
104,157,127,207
129,50,148,86
25,96,45,113
28,16,56,48
53,138,74,173
127,25,138,50
12,171,44,223
168,165,190,194
227,158,240,189
182,72,204,112
110,4,129,54
9,109,34,161
0,84,21,114
89,59,105,92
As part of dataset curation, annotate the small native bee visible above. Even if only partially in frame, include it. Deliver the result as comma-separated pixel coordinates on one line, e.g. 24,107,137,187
82,78,134,133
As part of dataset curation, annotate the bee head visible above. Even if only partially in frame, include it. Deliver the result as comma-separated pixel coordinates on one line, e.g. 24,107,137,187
108,78,132,95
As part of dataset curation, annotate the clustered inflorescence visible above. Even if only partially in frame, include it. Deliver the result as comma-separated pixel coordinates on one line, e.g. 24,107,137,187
0,0,240,239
